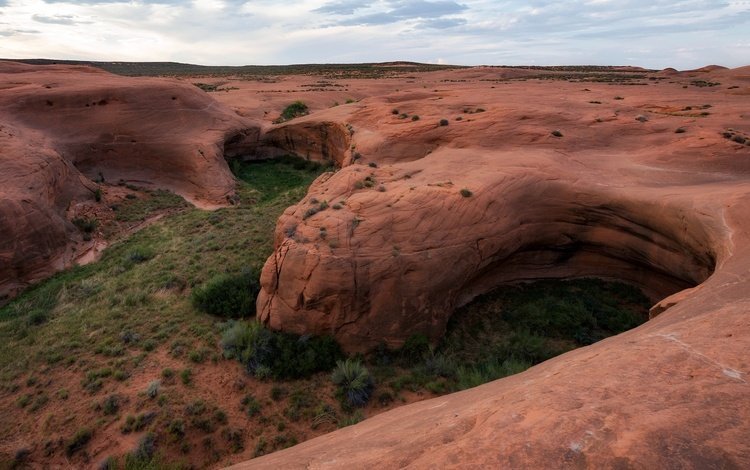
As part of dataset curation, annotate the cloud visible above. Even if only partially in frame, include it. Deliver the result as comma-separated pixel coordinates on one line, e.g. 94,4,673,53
313,0,373,15
415,17,467,29
32,14,86,25
0,0,747,69
333,0,468,25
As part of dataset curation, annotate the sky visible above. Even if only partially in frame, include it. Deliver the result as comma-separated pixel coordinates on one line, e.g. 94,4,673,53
0,0,749,69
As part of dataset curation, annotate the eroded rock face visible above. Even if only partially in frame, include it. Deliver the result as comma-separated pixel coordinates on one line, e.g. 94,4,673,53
256,64,750,352
245,65,750,467
257,149,723,352
258,120,351,166
0,61,259,299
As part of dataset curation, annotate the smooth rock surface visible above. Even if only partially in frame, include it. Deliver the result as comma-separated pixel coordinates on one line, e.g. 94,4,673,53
242,65,750,468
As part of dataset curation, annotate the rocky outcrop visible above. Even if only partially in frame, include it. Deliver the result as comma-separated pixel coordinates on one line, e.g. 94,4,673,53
255,64,750,352
245,65,750,468
0,61,259,300
257,149,724,352
257,120,351,166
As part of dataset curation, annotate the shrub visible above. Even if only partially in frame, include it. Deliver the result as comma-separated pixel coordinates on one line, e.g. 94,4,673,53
191,269,259,318
102,395,119,415
73,217,97,233
279,101,309,121
121,412,156,434
188,349,206,363
411,115,420,121
66,428,92,456
399,334,430,365
675,127,687,134
460,188,473,198
391,109,399,115
439,119,449,126
168,419,185,438
125,246,154,264
180,369,192,385
270,386,287,401
221,321,342,379
242,394,262,417
222,428,244,453
551,130,563,137
221,321,273,370
146,380,160,398
129,433,156,462
331,359,374,408
337,410,364,428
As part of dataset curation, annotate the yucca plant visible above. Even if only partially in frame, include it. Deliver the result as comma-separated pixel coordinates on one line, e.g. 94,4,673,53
331,359,374,408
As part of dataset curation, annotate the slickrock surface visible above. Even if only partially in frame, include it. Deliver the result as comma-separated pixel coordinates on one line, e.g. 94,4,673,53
238,65,750,468
0,61,258,299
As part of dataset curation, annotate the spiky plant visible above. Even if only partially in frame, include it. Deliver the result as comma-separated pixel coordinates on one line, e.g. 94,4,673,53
331,359,374,408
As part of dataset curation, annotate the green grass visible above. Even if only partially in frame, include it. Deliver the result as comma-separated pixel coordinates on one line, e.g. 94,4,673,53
0,157,326,414
112,189,188,224
371,278,650,393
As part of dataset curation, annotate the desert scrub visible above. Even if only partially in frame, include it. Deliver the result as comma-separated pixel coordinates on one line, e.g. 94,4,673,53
331,359,374,408
276,101,309,122
242,394,262,417
191,269,259,318
221,321,342,379
460,188,473,198
66,428,92,456
337,410,364,428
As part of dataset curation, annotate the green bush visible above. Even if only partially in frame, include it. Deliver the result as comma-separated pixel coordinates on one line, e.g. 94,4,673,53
399,334,430,365
66,428,92,456
331,359,374,408
72,217,97,233
221,321,342,380
125,246,155,264
279,101,309,121
191,270,259,318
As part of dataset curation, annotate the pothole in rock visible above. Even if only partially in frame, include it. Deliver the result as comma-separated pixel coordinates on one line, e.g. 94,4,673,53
366,277,651,393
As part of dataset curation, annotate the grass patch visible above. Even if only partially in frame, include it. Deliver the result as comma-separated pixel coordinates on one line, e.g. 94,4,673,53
0,157,327,463
113,189,188,223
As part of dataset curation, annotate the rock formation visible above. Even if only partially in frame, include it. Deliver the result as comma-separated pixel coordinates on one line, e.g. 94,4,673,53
0,61,258,300
239,65,750,467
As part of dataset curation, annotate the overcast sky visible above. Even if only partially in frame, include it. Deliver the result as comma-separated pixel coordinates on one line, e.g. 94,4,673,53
0,0,748,69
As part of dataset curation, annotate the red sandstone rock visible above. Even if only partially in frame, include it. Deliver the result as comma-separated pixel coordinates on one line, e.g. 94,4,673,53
0,61,258,299
239,65,750,468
